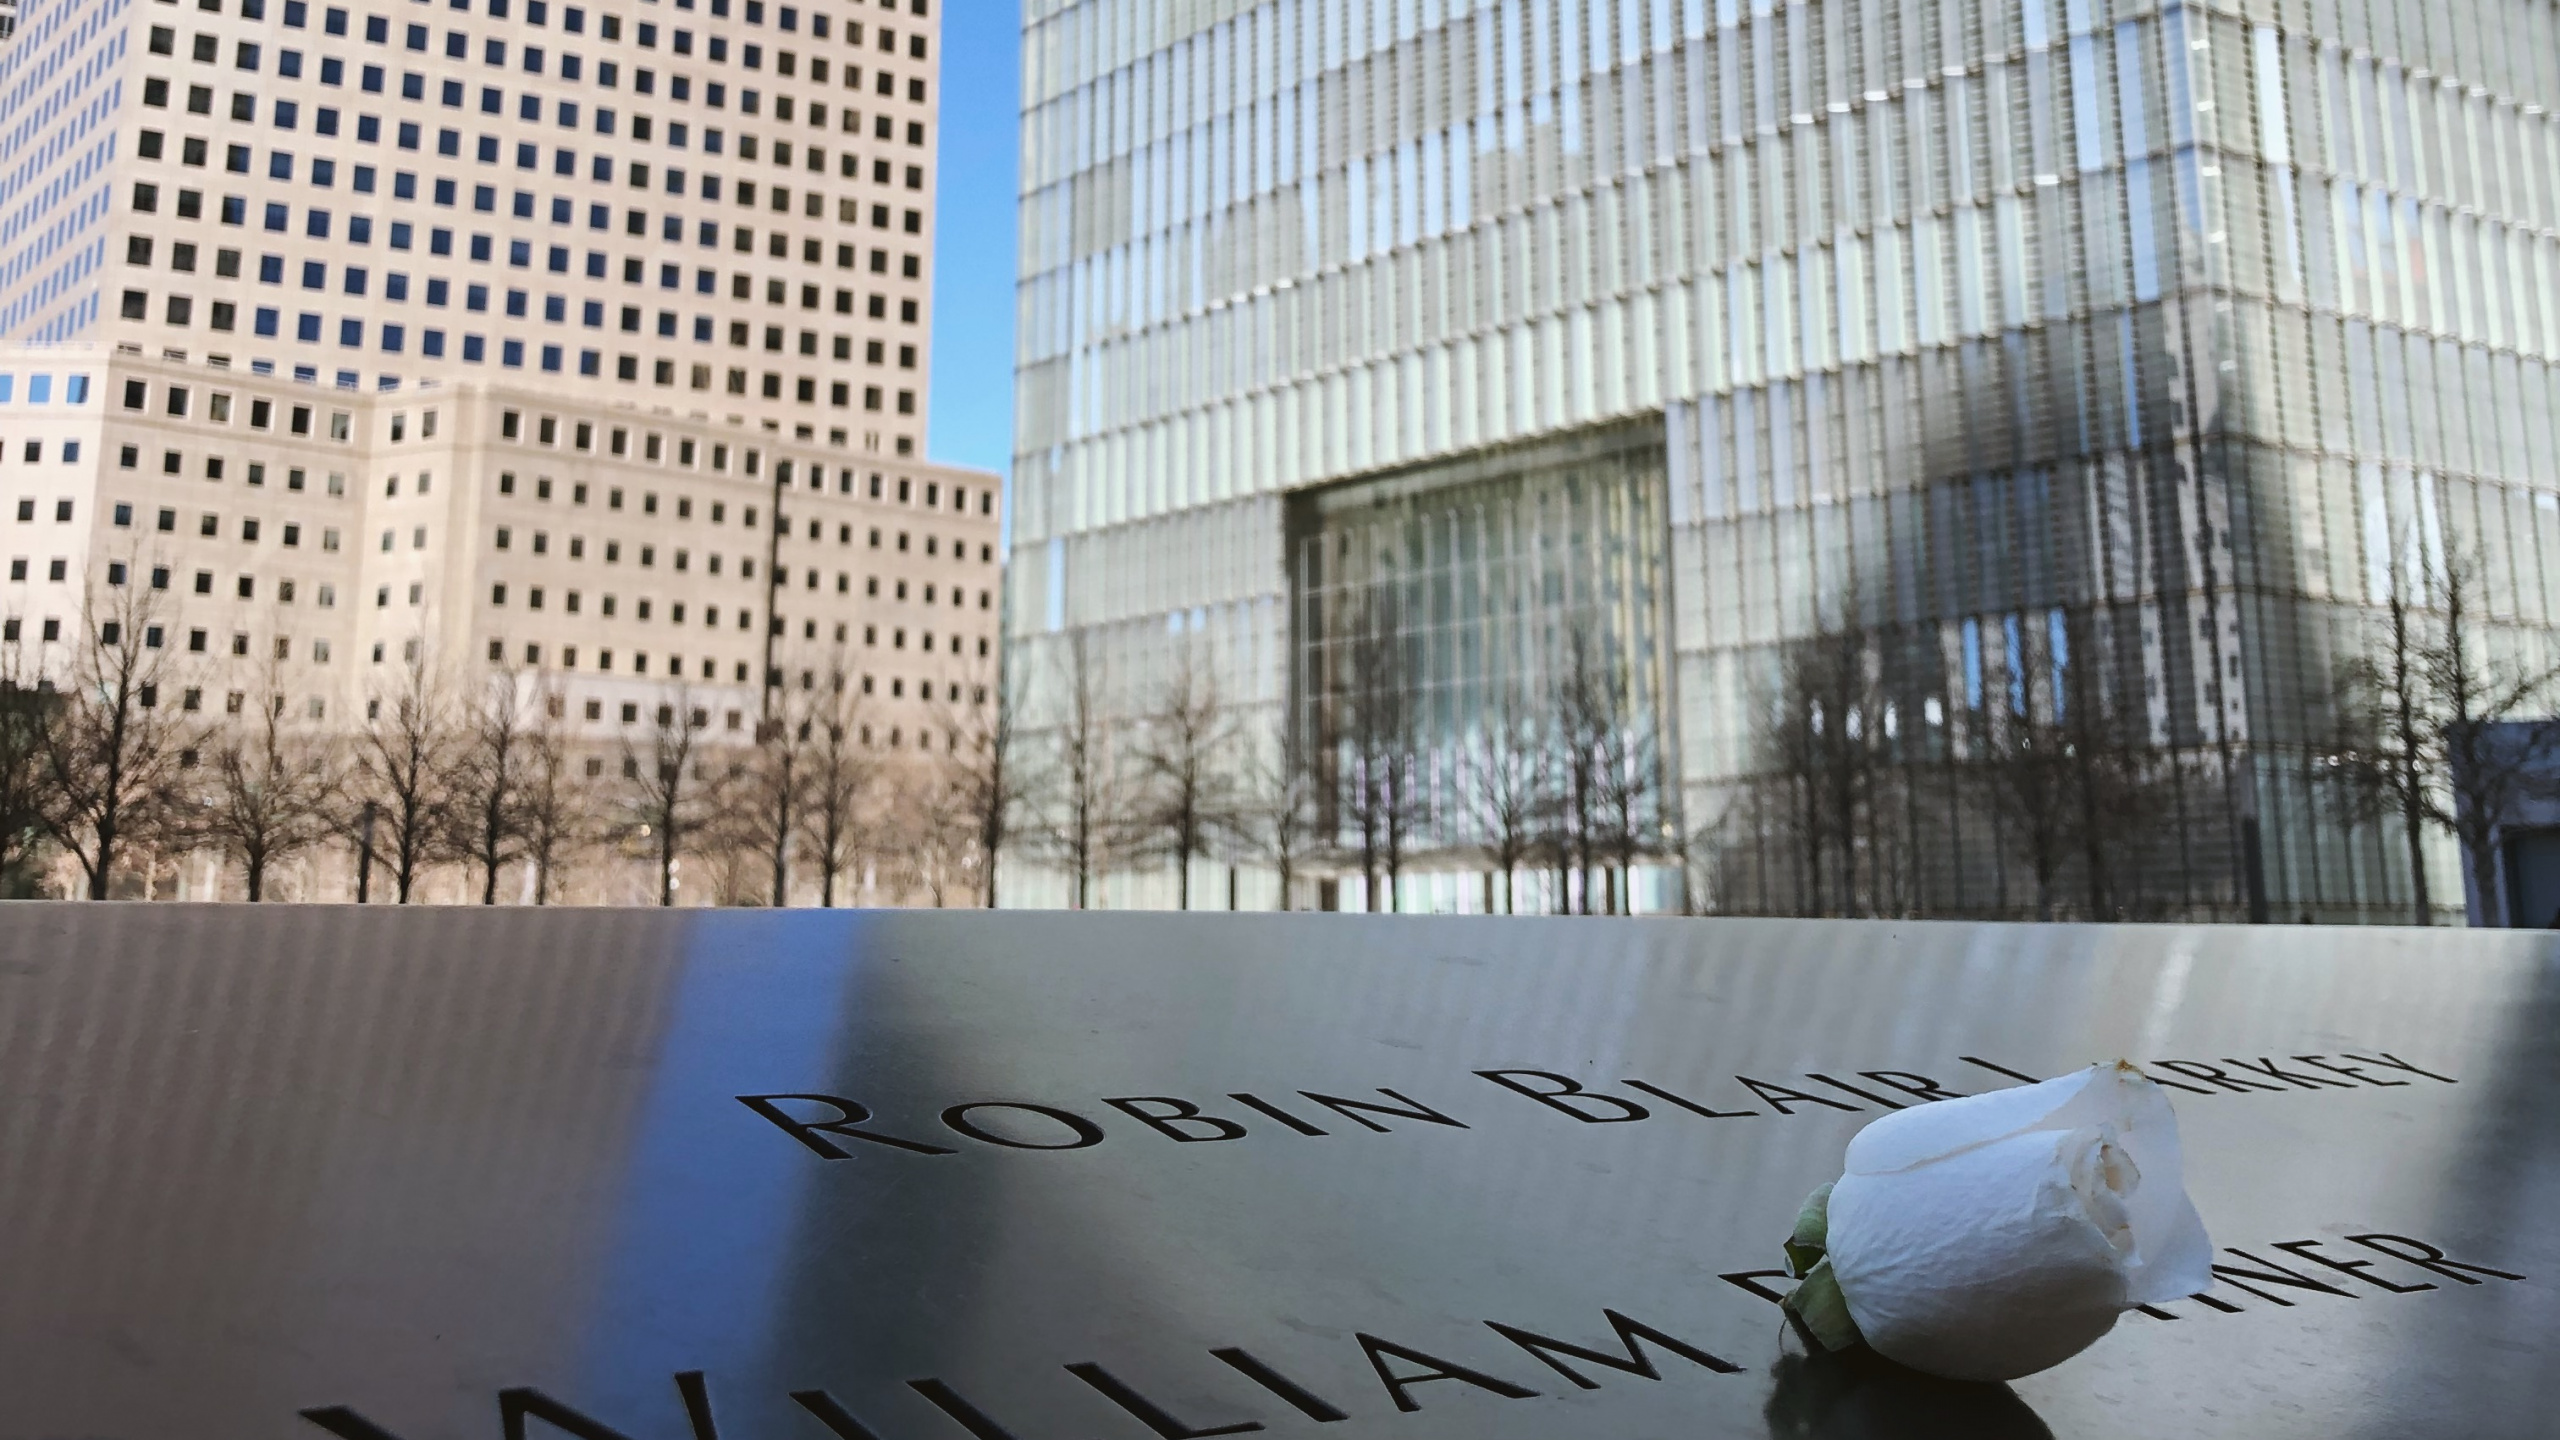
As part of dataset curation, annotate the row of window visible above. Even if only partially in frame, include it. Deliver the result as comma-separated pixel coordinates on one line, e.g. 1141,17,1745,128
0,612,335,667
16,552,989,614
3,443,85,466
134,164,931,240
125,290,921,375
475,632,983,680
179,0,933,36
486,586,757,622
115,379,352,439
483,642,756,685
137,117,931,199
0,375,92,405
129,199,926,289
118,447,351,495
9,576,956,641
13,557,341,606
491,466,998,556
158,0,935,72
90,384,958,508
142,81,932,163
493,475,755,521
537,699,979,758
125,259,922,336
215,0,933,54
109,501,343,552
491,411,980,512
493,531,763,577
61,476,974,565
109,310,922,402
143,27,932,116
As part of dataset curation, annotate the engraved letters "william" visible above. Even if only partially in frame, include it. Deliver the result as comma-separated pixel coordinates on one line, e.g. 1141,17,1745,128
300,1306,1743,1438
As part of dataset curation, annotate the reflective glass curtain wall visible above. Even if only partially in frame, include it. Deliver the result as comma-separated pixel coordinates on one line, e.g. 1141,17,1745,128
1012,0,2560,919
1290,422,1674,913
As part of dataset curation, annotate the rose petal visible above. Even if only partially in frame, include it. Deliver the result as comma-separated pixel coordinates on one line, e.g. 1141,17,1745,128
1829,1125,2133,1381
1843,1065,2103,1176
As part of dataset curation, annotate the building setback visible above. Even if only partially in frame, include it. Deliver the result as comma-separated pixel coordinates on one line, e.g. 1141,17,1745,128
1010,0,2560,920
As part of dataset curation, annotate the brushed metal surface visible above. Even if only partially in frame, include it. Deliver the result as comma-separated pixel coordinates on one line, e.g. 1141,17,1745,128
0,906,2552,1439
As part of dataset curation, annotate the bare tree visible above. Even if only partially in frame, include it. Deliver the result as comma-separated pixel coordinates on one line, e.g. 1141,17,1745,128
936,658,1015,908
620,686,719,907
0,641,53,891
2430,551,2560,925
1594,725,1663,915
517,686,590,905
740,681,814,906
186,668,337,901
1549,625,1622,915
799,655,877,907
1337,599,1415,913
894,763,973,907
350,647,459,903
1574,636,1663,916
1244,711,1320,911
2330,556,2438,923
1128,644,1240,908
1763,621,1905,919
1466,684,1548,914
1034,633,1115,908
2333,544,2560,925
446,670,535,905
37,578,190,900
1974,702,2080,922
2052,608,2174,921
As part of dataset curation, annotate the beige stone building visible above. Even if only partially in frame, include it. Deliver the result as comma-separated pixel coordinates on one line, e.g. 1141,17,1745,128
1,346,1001,903
0,0,1004,903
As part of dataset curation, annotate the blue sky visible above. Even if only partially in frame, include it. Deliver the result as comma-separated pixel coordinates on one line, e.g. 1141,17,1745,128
924,2,1022,484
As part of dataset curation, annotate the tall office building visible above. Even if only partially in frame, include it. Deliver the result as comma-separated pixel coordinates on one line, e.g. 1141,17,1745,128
1012,0,2560,920
1,0,942,451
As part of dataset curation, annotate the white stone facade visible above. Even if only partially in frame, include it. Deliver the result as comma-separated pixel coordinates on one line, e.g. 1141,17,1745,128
1,346,1002,900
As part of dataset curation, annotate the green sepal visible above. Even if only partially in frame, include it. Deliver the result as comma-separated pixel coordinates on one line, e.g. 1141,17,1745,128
1780,1256,1866,1355
1783,1181,1833,1279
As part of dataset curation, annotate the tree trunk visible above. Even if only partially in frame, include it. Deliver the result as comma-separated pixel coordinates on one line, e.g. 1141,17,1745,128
89,710,130,901
2401,782,2432,925
770,774,792,907
2467,838,2501,928
246,859,265,902
89,802,118,900
1360,814,1379,912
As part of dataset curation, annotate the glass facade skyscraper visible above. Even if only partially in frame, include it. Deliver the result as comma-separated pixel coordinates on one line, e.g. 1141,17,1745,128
1012,0,2560,919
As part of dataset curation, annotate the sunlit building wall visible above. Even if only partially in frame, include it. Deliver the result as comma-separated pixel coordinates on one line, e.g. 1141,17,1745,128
1011,0,2560,919
0,0,946,450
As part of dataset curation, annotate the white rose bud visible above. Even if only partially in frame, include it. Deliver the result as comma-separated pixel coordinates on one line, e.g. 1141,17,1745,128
1793,1062,2214,1382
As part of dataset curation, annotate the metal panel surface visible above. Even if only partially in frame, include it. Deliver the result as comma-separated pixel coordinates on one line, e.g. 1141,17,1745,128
0,905,2553,1439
